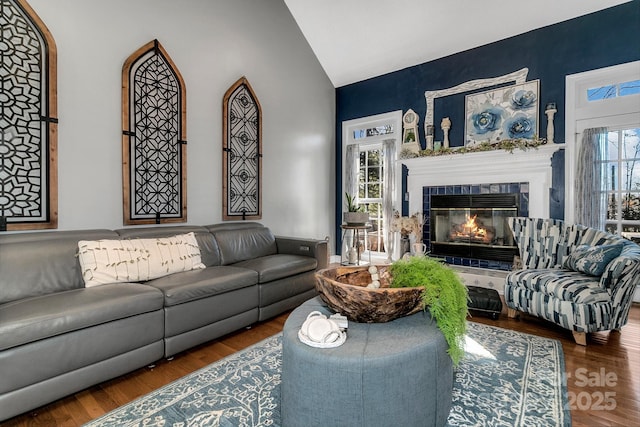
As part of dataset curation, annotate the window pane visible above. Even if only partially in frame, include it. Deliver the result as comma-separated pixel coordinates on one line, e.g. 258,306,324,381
619,80,640,97
620,163,640,191
353,125,394,140
607,193,618,220
367,166,380,182
604,132,620,161
622,192,640,220
602,162,619,191
621,129,640,160
620,130,640,192
367,151,381,166
587,85,616,101
367,183,380,198
622,223,640,233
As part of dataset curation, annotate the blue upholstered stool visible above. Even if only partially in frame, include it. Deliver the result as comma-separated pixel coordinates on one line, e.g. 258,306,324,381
281,296,453,427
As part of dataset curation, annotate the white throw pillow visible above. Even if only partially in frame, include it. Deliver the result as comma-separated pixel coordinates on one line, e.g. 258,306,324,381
78,232,206,287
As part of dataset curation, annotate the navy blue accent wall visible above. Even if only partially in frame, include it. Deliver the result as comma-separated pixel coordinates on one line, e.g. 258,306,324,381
334,1,640,252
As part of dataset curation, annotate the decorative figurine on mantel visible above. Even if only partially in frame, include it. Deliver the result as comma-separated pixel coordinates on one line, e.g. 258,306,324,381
545,102,557,144
441,117,451,148
402,109,421,154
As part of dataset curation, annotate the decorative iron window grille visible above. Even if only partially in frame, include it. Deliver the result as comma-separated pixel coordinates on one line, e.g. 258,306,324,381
122,39,186,225
222,77,262,220
0,0,58,231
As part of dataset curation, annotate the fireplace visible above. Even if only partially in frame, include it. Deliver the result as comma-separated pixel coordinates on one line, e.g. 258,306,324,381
429,194,519,263
401,143,563,270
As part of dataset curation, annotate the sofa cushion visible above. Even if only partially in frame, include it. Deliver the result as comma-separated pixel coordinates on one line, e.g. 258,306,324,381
506,269,610,304
564,244,624,277
233,254,318,283
115,225,222,267
143,266,258,307
213,227,278,265
78,232,206,287
0,283,164,351
0,229,119,304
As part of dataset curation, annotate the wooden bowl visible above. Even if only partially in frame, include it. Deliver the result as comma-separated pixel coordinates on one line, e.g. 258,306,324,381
314,266,424,323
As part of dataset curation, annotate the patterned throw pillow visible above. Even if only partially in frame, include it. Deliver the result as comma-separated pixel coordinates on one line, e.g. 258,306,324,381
563,243,623,277
78,232,206,287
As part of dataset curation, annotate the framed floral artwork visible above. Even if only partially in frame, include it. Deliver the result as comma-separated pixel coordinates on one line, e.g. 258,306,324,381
464,80,539,146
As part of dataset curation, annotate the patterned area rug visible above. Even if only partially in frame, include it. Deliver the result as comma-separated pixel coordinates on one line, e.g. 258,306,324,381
84,322,570,427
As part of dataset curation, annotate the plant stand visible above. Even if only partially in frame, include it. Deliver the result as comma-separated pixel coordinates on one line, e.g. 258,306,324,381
340,224,371,266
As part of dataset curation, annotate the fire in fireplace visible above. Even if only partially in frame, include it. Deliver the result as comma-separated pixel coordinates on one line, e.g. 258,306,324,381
429,194,519,263
449,214,495,244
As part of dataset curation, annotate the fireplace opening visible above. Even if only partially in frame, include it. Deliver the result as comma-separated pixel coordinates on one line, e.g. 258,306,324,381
429,194,518,263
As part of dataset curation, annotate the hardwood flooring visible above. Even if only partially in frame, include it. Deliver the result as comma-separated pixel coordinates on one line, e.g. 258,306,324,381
3,302,639,427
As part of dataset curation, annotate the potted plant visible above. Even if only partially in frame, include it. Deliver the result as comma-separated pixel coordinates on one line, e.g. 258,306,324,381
389,256,468,365
343,192,369,225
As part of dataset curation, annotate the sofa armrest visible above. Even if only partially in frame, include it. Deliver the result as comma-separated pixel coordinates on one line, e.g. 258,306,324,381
599,246,640,329
600,252,640,295
275,237,329,270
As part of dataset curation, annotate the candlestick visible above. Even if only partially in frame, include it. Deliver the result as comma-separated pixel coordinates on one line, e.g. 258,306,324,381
441,117,451,149
545,106,557,144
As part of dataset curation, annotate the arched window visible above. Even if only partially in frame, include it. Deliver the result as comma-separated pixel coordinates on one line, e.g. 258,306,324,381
122,39,186,225
0,0,57,230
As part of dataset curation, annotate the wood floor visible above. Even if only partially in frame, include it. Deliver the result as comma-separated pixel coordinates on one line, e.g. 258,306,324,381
4,302,639,427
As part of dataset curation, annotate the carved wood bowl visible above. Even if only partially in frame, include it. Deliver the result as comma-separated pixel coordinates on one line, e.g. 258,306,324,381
314,266,424,323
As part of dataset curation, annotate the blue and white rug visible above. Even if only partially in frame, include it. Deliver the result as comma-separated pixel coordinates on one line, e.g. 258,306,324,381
84,322,570,427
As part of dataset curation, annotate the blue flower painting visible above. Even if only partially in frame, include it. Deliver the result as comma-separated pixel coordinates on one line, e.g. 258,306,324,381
470,105,504,135
465,80,539,145
504,113,535,139
511,89,536,109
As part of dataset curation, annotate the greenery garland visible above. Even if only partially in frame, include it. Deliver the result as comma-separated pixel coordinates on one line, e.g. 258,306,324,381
389,256,468,365
400,137,547,159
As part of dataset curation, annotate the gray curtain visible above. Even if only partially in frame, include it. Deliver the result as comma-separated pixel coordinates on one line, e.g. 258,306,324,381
382,138,396,261
575,127,608,229
344,144,360,201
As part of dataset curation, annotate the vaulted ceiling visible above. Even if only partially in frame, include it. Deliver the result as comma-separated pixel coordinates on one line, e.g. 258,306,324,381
284,0,632,87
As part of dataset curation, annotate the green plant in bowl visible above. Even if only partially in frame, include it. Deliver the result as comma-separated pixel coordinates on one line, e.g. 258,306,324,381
344,192,362,212
389,256,468,365
343,192,369,225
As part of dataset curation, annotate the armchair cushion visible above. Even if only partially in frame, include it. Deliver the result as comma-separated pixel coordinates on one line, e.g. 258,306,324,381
506,269,610,305
564,243,624,277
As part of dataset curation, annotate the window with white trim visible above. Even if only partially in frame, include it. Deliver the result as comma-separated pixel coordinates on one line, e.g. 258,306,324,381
342,111,402,257
601,128,640,236
566,61,640,232
359,146,384,251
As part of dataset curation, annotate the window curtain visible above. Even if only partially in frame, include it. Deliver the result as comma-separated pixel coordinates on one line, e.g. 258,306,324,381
575,127,608,229
382,138,396,261
344,144,360,201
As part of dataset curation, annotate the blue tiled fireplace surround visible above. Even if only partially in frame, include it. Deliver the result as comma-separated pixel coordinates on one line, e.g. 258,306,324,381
422,182,530,271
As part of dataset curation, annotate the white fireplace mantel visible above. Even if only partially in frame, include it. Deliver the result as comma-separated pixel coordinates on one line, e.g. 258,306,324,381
400,143,565,218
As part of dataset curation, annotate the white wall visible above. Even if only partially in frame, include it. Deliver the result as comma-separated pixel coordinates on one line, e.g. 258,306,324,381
27,0,336,245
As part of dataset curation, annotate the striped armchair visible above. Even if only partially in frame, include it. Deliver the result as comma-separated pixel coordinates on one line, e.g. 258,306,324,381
505,217,640,345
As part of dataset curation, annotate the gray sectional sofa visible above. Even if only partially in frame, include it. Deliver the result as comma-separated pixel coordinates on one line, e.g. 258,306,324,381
0,222,327,422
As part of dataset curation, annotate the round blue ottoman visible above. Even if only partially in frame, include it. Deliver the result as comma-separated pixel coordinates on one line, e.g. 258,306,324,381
281,296,453,427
